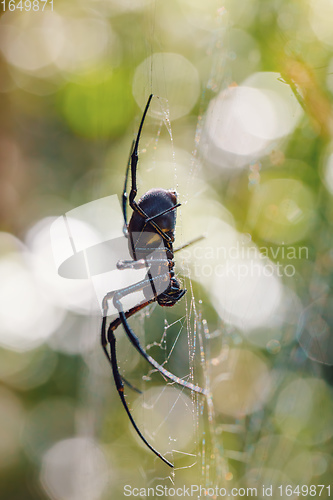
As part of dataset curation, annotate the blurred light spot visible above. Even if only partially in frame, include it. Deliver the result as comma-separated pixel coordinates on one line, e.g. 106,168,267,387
212,254,283,331
26,218,98,317
40,437,109,500
0,12,64,72
245,287,301,348
181,0,257,31
0,386,24,469
0,11,117,95
179,0,227,31
0,11,115,88
132,53,200,120
0,250,65,352
211,348,271,418
309,0,333,47
274,377,333,445
247,178,316,244
203,72,302,169
181,219,284,331
23,399,75,462
132,386,196,455
275,378,312,436
205,86,272,163
54,17,114,75
242,71,303,137
62,68,134,138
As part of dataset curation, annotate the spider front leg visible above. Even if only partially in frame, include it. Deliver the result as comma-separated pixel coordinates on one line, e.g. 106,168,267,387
122,139,135,232
127,94,174,244
129,94,153,208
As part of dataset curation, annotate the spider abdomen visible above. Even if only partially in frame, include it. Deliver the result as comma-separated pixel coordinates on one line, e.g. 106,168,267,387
128,187,186,306
129,188,177,235
128,188,178,260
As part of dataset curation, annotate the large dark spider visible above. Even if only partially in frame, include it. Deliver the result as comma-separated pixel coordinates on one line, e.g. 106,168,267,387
101,94,206,468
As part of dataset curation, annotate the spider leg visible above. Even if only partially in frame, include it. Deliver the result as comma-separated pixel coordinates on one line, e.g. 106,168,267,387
102,321,142,396
101,300,156,369
102,271,166,318
104,274,206,394
115,309,207,396
108,326,174,468
128,94,173,245
102,301,158,393
102,299,157,352
174,235,205,253
122,139,135,231
129,94,153,208
145,203,181,223
102,276,206,394
130,200,173,246
117,258,148,270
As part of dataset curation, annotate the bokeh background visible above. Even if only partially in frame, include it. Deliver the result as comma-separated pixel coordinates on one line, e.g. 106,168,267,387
1,0,333,498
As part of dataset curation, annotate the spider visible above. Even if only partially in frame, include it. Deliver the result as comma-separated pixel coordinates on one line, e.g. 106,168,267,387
101,94,206,468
